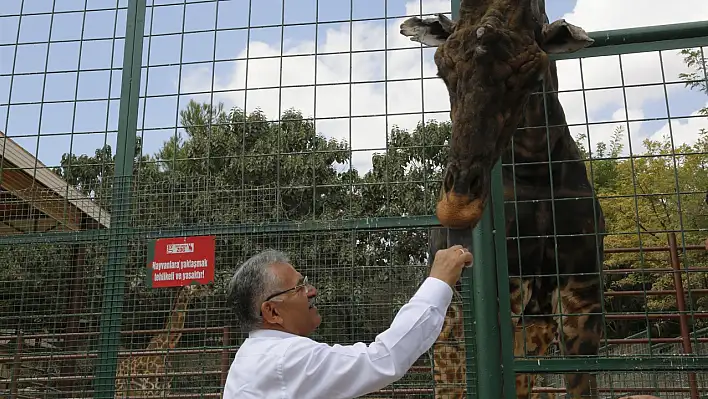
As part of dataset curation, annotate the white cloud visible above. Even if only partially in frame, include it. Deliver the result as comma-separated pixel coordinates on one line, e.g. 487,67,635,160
649,103,708,146
555,0,708,156
562,0,708,32
179,0,708,172
180,0,452,172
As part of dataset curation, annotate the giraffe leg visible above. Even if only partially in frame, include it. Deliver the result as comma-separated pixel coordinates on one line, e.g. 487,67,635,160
510,277,534,398
433,289,466,399
510,277,558,399
429,227,468,399
553,276,603,399
513,317,557,398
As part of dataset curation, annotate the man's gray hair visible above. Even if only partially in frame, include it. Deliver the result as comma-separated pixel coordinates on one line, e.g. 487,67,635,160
226,249,289,332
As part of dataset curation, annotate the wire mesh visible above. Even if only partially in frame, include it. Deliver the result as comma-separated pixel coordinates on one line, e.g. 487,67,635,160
504,42,708,398
0,0,707,398
534,327,708,399
1,1,124,396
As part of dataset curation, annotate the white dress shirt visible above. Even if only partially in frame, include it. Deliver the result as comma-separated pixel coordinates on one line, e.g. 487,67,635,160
222,276,453,399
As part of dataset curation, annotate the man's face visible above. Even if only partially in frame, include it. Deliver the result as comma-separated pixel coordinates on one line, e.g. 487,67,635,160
260,262,321,336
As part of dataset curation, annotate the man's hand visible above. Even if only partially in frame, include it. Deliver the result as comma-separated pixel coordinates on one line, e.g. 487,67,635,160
429,245,473,288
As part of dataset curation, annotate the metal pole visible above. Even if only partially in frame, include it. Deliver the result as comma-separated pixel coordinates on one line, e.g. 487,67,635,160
550,20,708,61
472,203,504,399
93,0,146,397
9,331,22,397
490,160,516,399
668,232,700,399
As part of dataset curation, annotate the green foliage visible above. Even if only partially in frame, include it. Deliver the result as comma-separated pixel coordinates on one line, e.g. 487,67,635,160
679,48,708,94
574,127,708,338
679,48,708,116
575,125,625,194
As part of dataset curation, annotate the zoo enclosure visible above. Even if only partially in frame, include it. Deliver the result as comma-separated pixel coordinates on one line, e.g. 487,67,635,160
0,0,707,398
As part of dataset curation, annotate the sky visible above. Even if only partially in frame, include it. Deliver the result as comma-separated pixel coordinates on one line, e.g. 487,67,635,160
1,0,707,174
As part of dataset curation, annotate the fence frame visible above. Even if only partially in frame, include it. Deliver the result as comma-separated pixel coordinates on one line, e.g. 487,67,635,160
1,0,708,398
92,0,147,398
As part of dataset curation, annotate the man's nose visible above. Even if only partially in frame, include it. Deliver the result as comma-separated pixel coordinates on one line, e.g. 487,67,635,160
307,285,317,297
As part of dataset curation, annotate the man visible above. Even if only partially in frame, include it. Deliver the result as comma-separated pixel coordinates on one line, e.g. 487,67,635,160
223,244,473,398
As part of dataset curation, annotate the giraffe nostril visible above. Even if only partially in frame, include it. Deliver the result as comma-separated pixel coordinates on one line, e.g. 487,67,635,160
467,174,480,195
443,169,455,192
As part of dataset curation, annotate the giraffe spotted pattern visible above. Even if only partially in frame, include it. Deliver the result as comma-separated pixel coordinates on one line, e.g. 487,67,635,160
114,284,209,398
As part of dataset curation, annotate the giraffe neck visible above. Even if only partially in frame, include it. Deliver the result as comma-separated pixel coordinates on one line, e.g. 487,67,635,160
502,60,584,185
433,288,466,398
147,287,192,351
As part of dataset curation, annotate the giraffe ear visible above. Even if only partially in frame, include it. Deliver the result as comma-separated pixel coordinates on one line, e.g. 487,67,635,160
400,14,454,47
540,19,594,54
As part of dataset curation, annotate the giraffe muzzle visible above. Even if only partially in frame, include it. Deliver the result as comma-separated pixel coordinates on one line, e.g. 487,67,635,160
436,192,486,230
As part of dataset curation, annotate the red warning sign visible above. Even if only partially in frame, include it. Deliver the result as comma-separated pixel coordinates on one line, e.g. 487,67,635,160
147,235,215,288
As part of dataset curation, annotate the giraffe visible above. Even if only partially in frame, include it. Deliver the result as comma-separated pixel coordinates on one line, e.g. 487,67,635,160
425,226,467,399
431,288,466,398
114,283,210,398
401,0,606,398
428,235,558,399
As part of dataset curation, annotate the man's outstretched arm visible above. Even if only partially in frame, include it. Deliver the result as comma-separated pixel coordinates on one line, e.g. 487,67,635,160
280,276,453,399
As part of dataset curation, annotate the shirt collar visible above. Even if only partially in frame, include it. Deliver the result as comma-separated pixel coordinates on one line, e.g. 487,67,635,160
248,328,300,339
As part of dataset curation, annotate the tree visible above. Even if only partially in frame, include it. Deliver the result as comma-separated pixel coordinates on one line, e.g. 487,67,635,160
573,108,708,338
679,48,708,108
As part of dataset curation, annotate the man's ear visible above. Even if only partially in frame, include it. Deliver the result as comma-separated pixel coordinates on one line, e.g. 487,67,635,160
261,301,282,325
400,13,454,47
541,19,594,54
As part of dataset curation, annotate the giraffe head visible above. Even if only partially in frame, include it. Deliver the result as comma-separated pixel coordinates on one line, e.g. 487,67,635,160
400,0,593,230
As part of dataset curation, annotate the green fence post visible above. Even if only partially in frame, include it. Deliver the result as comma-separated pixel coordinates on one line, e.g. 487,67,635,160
491,160,517,399
471,200,503,399
93,0,146,397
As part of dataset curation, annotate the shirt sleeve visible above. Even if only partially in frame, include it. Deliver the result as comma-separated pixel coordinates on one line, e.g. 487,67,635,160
280,276,453,399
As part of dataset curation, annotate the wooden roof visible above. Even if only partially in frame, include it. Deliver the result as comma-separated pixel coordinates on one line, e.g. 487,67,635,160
0,131,111,235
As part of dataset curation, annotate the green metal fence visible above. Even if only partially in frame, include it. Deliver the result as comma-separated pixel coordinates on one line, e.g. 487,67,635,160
0,0,707,398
